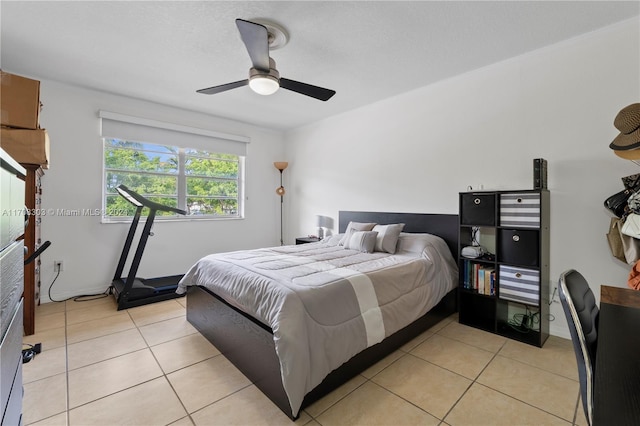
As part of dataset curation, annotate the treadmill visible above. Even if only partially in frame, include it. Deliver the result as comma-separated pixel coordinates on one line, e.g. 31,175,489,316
111,184,187,310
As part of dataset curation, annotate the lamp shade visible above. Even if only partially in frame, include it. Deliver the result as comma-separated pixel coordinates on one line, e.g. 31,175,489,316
274,161,288,171
316,215,332,228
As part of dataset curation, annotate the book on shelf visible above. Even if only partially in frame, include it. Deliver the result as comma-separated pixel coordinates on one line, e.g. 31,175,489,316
484,268,495,296
463,260,474,291
462,261,495,295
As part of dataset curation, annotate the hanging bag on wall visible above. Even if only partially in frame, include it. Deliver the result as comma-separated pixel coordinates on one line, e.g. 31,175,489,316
607,217,640,264
622,213,640,238
607,217,626,262
620,219,640,264
604,189,632,218
622,173,640,191
627,190,640,214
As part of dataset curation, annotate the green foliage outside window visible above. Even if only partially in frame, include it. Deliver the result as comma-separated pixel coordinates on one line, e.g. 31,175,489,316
104,138,241,218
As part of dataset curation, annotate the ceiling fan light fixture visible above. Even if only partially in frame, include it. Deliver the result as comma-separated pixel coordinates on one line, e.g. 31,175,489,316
249,74,280,95
196,19,335,101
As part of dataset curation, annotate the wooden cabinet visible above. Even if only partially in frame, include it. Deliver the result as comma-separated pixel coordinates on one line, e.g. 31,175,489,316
21,164,43,336
458,189,550,347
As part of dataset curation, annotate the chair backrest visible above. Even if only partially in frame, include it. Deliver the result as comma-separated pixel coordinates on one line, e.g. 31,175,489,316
558,269,599,426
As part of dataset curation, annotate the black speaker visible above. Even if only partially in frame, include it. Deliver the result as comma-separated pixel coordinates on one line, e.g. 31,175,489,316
533,158,547,189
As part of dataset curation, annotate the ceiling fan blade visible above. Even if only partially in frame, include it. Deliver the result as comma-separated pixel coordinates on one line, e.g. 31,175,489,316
196,80,248,95
280,78,336,101
236,19,270,72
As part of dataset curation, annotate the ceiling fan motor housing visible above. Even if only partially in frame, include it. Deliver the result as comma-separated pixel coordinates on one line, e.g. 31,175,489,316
248,57,281,95
250,57,280,80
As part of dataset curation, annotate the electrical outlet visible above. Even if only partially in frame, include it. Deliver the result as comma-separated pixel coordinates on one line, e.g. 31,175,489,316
54,260,64,272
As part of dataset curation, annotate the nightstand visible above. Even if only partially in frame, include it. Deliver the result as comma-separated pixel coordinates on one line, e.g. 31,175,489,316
295,237,320,245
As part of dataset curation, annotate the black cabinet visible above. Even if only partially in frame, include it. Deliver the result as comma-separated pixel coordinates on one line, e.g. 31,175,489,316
458,189,550,347
295,237,320,245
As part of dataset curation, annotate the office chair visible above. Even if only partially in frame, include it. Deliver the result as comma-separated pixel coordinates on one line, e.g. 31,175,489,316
558,269,599,426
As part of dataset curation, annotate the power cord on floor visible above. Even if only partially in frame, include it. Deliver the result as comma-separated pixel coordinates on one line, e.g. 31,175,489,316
47,269,112,303
47,268,62,302
547,287,557,322
507,306,540,334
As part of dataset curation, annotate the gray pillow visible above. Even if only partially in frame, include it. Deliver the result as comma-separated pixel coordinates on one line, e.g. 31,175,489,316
339,221,377,246
373,223,405,254
344,231,378,253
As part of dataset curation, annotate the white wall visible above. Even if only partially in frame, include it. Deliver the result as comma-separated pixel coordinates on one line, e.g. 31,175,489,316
285,19,640,338
38,80,286,301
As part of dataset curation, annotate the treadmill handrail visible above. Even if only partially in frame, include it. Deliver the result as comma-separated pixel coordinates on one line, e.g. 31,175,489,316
116,184,187,215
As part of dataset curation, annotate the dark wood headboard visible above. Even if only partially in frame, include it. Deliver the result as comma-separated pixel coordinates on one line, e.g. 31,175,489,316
338,211,459,258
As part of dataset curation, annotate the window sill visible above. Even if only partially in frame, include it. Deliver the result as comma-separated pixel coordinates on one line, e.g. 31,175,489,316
101,216,244,224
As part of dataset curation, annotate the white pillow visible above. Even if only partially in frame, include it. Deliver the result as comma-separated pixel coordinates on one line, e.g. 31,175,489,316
339,221,377,246
373,223,405,254
344,231,378,253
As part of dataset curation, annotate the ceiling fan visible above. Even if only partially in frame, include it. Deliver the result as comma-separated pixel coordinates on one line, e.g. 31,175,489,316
197,19,336,101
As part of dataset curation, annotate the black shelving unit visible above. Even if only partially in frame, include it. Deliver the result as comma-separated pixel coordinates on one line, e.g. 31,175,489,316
458,189,550,347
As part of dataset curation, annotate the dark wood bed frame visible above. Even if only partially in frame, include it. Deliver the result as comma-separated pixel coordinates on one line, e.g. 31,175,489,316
186,211,459,419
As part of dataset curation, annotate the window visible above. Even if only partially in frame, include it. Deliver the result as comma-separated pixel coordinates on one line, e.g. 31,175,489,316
100,111,248,221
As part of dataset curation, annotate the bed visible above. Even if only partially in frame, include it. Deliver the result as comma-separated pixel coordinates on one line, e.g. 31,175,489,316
179,211,459,419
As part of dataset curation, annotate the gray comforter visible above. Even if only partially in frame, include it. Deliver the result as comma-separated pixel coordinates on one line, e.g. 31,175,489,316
177,233,457,416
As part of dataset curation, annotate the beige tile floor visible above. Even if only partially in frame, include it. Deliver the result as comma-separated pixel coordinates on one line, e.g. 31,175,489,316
22,296,587,426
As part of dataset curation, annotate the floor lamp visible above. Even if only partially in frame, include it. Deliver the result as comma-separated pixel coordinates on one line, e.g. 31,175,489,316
274,162,288,245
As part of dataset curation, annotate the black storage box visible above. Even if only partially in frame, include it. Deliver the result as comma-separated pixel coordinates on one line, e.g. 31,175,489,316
460,193,496,226
498,228,539,267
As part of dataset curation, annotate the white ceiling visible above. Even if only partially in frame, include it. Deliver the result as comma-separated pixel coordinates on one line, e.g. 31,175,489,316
2,1,638,130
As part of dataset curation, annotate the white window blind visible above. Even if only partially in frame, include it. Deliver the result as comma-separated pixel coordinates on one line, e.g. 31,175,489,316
98,110,250,155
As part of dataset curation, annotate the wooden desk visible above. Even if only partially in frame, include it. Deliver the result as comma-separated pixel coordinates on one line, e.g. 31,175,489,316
593,285,640,426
